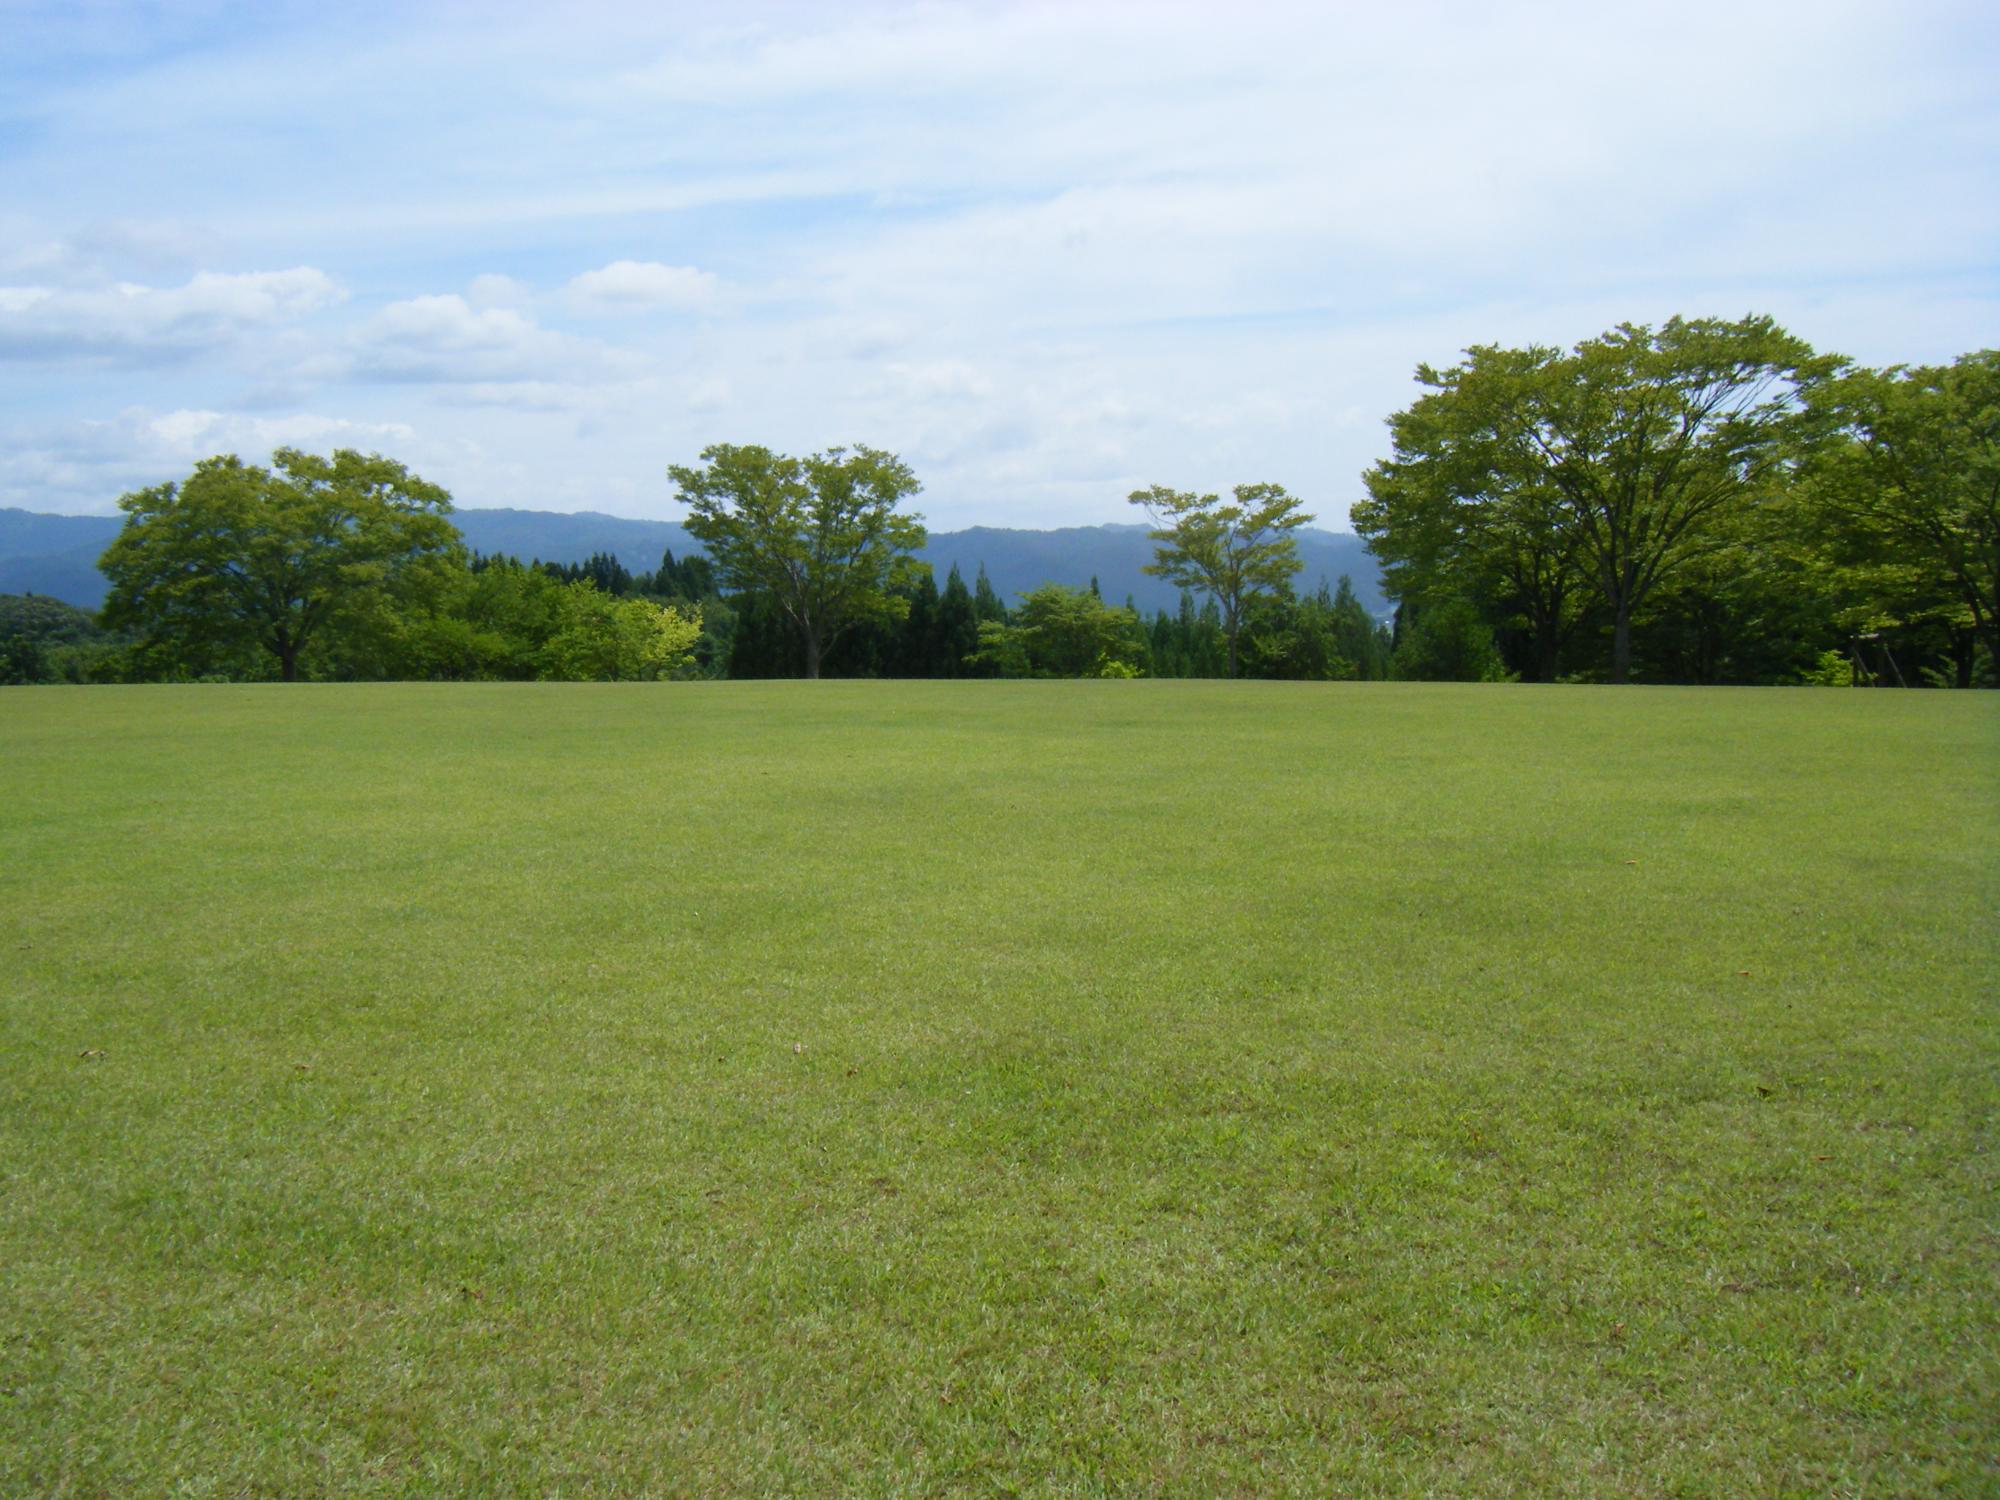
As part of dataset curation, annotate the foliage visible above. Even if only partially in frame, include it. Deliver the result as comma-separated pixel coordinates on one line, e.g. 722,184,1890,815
1355,423,1591,682
1236,577,1390,682
99,448,461,682
670,443,927,678
973,582,1147,677
0,593,127,684
936,565,979,676
398,559,703,681
1356,316,1841,682
535,585,702,681
1391,596,1510,682
1798,648,1855,687
1129,481,1312,676
1803,349,2000,672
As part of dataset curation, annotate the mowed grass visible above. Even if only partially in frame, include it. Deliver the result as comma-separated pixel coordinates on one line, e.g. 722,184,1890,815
1,682,1994,1497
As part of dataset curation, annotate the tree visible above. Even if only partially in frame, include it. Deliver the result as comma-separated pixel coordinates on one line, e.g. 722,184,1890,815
1128,482,1312,677
973,583,1146,677
1355,410,1592,682
936,564,979,676
668,443,926,679
894,570,942,677
1328,576,1392,681
1803,349,1999,678
1391,596,1509,682
1360,317,1839,683
535,585,702,681
100,448,460,682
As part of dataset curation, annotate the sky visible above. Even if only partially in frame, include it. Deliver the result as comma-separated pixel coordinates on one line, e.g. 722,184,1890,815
1,1,1995,530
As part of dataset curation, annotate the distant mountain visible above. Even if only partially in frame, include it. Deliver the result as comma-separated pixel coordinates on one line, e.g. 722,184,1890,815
0,511,121,607
919,524,1385,618
0,506,1386,617
451,509,699,572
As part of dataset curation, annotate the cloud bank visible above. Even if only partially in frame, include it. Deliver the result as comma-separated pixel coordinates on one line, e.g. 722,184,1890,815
0,0,1994,521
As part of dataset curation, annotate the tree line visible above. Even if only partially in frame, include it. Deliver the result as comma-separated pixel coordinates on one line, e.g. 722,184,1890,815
4,314,1990,687
0,443,1387,685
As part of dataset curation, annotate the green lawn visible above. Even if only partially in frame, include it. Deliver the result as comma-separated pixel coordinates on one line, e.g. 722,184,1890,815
2,682,1994,1496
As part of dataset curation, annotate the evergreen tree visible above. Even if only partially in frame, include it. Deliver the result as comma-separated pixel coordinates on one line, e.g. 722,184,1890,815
898,571,942,676
973,565,1007,623
1329,576,1387,680
728,592,801,677
937,564,978,677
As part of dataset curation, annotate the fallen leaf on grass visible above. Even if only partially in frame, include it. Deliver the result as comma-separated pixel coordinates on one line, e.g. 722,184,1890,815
77,1049,105,1060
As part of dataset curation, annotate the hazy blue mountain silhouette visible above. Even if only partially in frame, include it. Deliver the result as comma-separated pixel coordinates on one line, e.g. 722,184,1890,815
0,506,1386,617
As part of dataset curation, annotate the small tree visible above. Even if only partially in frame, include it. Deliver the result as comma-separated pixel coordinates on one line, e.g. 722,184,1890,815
669,443,926,679
536,585,702,681
1128,482,1312,677
973,583,1145,677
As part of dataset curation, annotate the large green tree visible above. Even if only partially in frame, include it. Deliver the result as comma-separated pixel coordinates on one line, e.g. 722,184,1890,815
1128,482,1312,677
100,448,461,682
1357,316,1839,682
1355,381,1593,682
1803,349,1999,678
669,444,927,679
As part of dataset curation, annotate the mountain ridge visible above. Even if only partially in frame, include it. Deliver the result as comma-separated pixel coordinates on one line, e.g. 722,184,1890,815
0,506,1386,617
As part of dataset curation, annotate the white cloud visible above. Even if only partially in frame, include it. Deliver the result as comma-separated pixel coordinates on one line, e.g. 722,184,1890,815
0,267,344,363
0,217,220,284
0,405,419,510
878,360,993,402
348,293,647,385
0,2,1994,526
564,260,719,314
443,381,597,411
137,407,416,459
466,273,533,310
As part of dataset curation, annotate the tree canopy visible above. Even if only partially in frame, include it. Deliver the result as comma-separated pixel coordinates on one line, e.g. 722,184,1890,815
669,443,927,679
1804,349,2000,671
1356,316,1840,682
100,448,461,682
973,582,1147,678
1128,482,1312,677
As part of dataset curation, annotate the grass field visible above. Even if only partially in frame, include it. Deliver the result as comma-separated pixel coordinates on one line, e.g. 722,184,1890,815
1,682,1995,1495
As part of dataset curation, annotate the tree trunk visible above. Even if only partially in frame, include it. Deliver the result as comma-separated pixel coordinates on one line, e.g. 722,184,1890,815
1611,606,1632,684
1533,615,1561,683
279,644,300,683
802,628,821,680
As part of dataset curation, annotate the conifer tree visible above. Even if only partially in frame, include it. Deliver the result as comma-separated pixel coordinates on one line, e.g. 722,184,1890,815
937,564,979,676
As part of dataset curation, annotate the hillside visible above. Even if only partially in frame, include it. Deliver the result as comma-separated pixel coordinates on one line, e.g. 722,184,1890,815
0,507,1386,617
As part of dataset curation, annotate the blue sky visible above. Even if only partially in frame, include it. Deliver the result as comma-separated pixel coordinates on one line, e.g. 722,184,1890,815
2,0,1995,528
